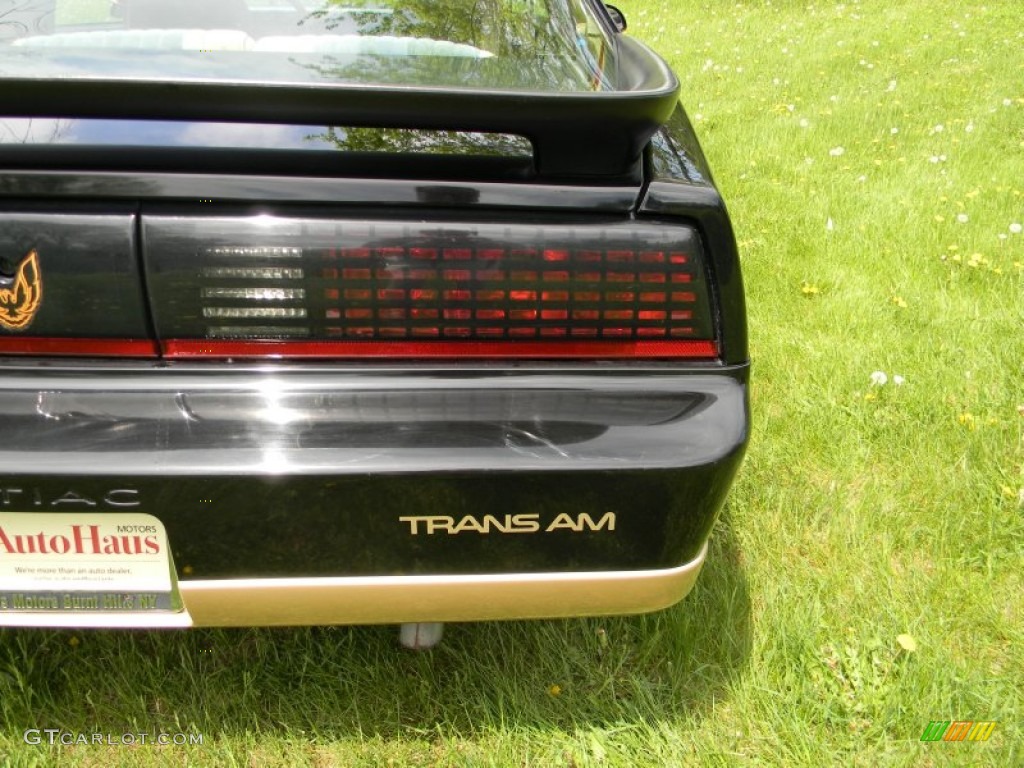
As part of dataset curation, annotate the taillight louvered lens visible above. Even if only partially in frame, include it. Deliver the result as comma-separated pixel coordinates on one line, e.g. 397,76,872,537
146,216,717,359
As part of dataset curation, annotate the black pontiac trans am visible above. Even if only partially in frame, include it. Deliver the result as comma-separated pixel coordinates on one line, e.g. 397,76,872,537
0,0,748,644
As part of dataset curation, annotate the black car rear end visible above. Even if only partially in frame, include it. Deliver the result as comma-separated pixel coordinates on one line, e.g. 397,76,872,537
0,0,747,628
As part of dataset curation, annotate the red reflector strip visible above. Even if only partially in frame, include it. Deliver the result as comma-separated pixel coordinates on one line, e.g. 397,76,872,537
162,339,718,360
0,338,159,357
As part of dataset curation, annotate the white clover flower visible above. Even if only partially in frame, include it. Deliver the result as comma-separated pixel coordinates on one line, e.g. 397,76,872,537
799,118,810,128
891,127,899,134
1010,222,1022,234
829,146,845,157
933,124,944,132
965,122,975,133
893,375,905,386
887,80,897,92
870,371,888,386
1003,98,1013,107
957,213,969,223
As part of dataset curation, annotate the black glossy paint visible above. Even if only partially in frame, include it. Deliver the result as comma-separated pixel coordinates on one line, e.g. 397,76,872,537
642,106,749,365
0,119,537,182
0,34,677,178
0,211,149,339
0,173,640,210
0,12,749,605
0,465,742,578
0,366,747,578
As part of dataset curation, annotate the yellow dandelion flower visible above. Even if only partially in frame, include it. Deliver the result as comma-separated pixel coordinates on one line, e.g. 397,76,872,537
68,636,80,648
891,296,907,308
958,413,976,430
864,392,877,401
548,684,562,697
801,281,820,296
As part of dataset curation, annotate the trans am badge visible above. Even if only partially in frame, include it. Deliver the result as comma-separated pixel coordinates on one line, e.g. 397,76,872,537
0,250,42,331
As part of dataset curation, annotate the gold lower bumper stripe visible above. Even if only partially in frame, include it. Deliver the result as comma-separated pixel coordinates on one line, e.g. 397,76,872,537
179,543,708,627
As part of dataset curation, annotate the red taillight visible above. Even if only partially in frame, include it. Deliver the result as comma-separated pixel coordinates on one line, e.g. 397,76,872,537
162,339,718,359
145,216,718,359
0,338,158,357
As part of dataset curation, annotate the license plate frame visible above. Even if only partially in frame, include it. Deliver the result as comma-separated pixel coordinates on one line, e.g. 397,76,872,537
0,512,191,628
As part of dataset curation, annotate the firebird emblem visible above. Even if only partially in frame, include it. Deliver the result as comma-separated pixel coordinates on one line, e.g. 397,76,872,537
0,250,42,331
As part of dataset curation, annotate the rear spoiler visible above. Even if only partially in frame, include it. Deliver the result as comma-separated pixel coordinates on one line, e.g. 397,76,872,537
0,37,678,180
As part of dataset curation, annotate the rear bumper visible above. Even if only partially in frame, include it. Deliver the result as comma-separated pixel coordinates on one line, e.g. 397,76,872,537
0,364,747,475
0,363,747,624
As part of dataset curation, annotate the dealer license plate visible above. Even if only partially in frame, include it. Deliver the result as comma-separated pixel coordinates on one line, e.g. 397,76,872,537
0,513,191,627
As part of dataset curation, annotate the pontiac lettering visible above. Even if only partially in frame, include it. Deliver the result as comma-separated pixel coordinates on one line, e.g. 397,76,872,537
0,488,140,508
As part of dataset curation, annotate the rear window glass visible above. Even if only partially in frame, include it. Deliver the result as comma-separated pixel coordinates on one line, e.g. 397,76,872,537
0,0,617,91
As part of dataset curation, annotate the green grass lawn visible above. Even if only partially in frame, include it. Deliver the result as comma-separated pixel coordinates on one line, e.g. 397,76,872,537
1,0,1022,765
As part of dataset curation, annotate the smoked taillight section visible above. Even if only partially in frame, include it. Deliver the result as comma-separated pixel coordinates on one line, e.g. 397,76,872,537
0,213,156,357
144,215,717,359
